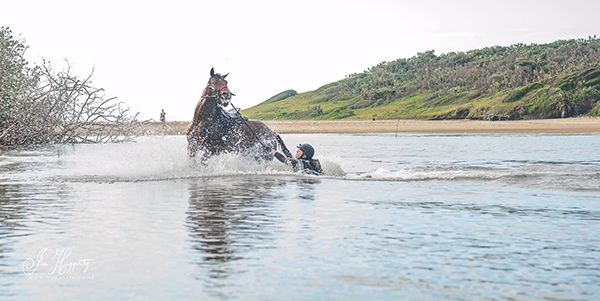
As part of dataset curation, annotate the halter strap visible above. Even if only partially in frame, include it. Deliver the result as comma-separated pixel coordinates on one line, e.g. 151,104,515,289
202,84,229,99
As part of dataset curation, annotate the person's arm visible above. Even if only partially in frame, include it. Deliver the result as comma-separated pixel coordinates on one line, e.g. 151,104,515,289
272,149,287,163
275,135,293,158
271,149,299,169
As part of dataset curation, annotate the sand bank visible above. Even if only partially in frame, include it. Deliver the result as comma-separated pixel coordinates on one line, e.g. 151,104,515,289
142,118,600,135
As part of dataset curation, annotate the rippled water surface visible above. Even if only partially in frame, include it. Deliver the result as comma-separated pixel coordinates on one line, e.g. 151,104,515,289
1,134,599,300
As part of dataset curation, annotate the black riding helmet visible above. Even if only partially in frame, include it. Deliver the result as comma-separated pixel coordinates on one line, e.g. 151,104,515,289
297,143,315,159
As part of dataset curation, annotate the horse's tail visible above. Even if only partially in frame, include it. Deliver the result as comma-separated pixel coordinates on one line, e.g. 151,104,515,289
275,135,293,158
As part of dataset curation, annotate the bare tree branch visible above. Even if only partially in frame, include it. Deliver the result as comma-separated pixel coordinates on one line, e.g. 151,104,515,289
0,124,15,141
1,27,139,147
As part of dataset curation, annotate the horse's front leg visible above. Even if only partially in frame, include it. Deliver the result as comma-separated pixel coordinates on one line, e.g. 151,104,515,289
199,151,213,165
187,141,200,157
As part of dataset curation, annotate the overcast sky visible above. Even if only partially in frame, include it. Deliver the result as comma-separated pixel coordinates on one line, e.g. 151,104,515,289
4,0,600,121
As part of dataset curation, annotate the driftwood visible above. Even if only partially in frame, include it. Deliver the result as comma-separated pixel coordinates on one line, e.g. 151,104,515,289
1,27,137,147
0,60,138,146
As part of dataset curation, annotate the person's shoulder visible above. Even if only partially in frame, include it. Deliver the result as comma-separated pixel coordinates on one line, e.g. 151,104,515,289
300,158,323,175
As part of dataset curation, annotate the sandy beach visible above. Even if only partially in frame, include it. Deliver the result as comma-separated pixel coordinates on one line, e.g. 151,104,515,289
141,118,600,135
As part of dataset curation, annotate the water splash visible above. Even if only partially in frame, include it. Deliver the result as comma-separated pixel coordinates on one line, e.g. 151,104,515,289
2,136,599,192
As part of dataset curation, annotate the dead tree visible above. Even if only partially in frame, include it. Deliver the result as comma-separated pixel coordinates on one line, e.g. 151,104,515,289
38,61,139,144
1,26,138,146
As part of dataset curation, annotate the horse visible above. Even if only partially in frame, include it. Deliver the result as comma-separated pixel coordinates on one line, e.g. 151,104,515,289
186,68,278,162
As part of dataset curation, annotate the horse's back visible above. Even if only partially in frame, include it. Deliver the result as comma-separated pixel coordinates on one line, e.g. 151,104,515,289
247,119,274,134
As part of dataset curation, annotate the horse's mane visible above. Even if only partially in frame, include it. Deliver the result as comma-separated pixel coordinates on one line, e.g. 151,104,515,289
205,73,226,88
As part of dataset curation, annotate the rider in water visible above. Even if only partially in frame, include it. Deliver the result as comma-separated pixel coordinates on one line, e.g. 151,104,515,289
271,143,324,175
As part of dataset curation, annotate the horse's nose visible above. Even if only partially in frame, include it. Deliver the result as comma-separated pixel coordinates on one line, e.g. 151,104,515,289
223,91,232,99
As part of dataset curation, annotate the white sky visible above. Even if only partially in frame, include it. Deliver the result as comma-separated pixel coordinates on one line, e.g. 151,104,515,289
4,0,600,121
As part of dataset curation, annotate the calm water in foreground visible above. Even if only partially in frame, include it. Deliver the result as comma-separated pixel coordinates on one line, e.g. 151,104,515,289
1,134,599,300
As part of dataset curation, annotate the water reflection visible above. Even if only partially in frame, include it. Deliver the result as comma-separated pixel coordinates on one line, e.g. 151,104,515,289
0,182,74,299
185,176,292,276
0,185,24,268
296,178,319,201
0,148,72,261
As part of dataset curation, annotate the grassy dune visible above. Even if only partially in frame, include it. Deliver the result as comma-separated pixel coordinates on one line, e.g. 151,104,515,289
242,38,600,121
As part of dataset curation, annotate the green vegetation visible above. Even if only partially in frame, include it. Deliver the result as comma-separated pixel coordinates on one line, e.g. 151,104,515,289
243,37,600,120
262,89,297,104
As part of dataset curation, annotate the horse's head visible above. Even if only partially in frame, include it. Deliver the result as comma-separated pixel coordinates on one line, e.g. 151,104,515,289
207,67,234,107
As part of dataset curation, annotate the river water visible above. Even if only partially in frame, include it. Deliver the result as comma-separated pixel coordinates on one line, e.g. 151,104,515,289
1,134,599,300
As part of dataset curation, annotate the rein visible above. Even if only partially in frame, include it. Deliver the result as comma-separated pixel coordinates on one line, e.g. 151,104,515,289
229,101,275,151
196,74,275,151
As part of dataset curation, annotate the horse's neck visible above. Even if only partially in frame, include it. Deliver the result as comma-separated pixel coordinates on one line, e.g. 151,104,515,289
192,87,218,125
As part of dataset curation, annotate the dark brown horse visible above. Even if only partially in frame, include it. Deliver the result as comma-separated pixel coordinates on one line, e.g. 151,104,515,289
187,68,278,162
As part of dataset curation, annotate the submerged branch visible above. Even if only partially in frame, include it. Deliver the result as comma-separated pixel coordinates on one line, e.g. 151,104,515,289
0,124,15,141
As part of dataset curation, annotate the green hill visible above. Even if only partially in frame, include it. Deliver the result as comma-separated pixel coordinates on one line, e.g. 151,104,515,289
242,37,600,120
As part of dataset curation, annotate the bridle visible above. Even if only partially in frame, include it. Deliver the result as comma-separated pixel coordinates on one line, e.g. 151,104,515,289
192,68,281,152
202,79,234,104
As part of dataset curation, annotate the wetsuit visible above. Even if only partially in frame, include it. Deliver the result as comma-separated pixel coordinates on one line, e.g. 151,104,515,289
273,152,324,175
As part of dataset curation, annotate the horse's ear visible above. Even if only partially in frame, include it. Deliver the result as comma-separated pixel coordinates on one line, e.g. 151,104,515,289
210,68,215,78
222,73,229,79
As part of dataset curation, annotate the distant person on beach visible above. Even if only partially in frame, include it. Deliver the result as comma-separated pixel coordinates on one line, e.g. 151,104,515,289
271,143,324,175
160,109,166,124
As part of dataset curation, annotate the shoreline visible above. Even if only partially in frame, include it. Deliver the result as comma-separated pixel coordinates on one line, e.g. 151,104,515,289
140,118,600,135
